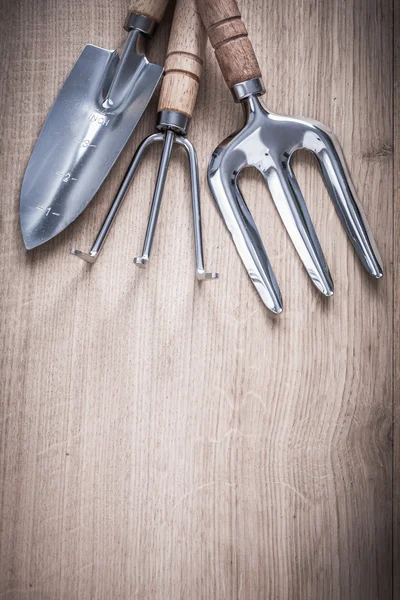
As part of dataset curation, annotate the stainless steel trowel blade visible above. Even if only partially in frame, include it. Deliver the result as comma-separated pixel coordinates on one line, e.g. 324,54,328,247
20,43,163,249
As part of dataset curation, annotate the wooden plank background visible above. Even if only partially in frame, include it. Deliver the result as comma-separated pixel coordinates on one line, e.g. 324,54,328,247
0,0,396,598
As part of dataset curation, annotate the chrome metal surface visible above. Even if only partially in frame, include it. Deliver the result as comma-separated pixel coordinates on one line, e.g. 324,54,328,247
231,77,266,102
134,130,175,267
72,127,217,280
157,110,190,135
208,92,383,313
21,26,163,250
175,137,218,280
71,133,161,263
124,12,157,36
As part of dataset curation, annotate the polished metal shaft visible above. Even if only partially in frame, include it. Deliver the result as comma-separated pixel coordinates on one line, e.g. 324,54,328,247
134,129,175,267
175,137,218,280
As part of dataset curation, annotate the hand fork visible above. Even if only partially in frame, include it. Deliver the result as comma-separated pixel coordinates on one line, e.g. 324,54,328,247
72,0,218,281
197,0,383,313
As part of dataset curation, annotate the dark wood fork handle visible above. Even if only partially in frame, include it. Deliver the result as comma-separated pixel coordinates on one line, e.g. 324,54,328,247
197,0,262,89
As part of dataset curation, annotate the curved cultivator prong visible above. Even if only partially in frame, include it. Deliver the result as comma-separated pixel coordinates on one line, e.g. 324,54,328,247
176,137,219,281
71,132,163,262
71,125,217,280
300,124,383,278
207,93,382,312
134,130,175,268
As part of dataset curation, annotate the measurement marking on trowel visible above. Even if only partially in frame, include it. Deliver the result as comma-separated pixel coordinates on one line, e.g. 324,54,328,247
36,206,61,217
56,172,79,183
74,138,97,148
88,113,110,127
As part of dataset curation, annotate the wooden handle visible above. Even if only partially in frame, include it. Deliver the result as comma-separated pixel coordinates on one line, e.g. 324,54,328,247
197,0,262,90
157,0,206,118
130,0,169,23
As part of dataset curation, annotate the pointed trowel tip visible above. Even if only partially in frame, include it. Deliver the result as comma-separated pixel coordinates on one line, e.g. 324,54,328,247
20,194,39,250
23,238,40,250
20,204,55,250
20,218,37,250
20,220,47,250
21,227,56,250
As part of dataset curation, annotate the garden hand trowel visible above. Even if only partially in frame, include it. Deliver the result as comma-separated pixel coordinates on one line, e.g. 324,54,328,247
20,0,169,250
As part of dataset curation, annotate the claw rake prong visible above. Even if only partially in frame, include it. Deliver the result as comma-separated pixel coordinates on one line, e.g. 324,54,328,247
71,126,218,281
176,136,219,281
134,129,175,268
133,131,218,280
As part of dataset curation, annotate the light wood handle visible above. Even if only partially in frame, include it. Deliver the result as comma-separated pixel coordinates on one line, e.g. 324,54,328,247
197,0,262,90
157,0,206,118
130,0,169,23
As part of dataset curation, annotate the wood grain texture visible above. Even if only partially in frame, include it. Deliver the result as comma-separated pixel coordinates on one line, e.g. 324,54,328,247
130,0,169,22
0,0,394,598
158,0,206,118
197,0,262,89
394,0,400,594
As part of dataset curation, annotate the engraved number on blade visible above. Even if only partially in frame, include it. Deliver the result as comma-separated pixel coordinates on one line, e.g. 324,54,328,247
74,138,97,148
56,172,78,182
36,206,61,217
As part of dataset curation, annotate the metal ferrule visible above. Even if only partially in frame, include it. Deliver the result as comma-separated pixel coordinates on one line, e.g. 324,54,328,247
157,111,190,135
124,12,157,37
231,77,266,103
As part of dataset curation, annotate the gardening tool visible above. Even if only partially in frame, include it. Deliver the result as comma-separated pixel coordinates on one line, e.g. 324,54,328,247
196,0,383,313
71,0,218,281
20,0,169,250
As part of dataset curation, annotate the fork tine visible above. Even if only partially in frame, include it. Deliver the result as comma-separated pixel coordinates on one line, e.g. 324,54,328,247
208,167,283,313
306,129,383,278
263,164,334,296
